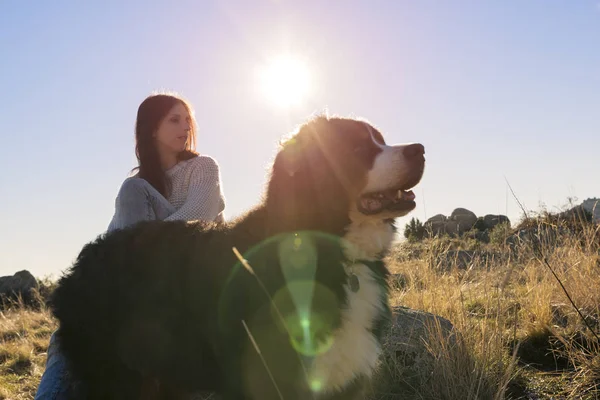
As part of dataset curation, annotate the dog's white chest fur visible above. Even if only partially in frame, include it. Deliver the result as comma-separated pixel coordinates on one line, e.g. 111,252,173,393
344,217,396,261
307,263,385,394
307,220,392,394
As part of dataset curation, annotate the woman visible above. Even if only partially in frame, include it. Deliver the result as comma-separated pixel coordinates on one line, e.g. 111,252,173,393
35,92,226,399
108,92,226,230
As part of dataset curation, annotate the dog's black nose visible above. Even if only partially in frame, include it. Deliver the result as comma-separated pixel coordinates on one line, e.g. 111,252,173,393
403,143,425,158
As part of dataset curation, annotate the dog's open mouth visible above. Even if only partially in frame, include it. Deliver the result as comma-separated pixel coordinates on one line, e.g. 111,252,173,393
357,188,416,215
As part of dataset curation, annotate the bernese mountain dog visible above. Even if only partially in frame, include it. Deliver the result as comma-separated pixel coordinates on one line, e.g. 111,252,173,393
50,114,425,400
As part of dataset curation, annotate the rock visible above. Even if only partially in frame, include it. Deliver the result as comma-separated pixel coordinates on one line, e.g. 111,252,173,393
426,214,447,224
467,230,490,243
425,222,445,237
444,220,460,236
0,270,38,305
473,217,487,232
483,214,511,230
558,205,594,224
450,208,478,233
432,250,474,270
512,224,562,246
424,214,447,237
422,209,516,241
582,198,600,222
450,207,476,220
376,306,456,393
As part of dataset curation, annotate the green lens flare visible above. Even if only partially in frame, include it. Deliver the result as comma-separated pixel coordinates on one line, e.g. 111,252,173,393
272,282,336,356
218,231,343,358
300,317,310,329
293,236,302,250
310,379,323,392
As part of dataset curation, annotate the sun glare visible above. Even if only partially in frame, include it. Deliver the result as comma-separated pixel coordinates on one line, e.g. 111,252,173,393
258,55,311,108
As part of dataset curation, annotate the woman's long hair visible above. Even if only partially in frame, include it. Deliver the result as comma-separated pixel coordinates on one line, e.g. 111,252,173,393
133,93,198,197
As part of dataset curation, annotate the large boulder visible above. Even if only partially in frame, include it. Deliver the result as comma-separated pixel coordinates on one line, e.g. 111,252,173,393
373,306,456,397
582,198,600,222
426,214,447,224
450,208,478,234
444,220,460,236
417,208,517,244
558,204,596,224
424,214,447,237
0,270,38,305
483,214,511,230
432,250,474,271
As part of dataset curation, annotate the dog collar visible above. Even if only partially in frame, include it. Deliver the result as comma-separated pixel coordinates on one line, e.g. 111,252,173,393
348,273,360,292
345,259,383,293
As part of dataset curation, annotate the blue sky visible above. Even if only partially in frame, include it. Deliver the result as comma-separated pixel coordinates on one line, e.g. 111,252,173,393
1,0,598,278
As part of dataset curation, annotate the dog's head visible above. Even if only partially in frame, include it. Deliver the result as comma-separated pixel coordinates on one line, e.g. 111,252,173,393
266,115,425,234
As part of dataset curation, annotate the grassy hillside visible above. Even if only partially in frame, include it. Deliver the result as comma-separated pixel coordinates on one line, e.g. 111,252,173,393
1,212,598,399
374,208,599,399
0,291,57,400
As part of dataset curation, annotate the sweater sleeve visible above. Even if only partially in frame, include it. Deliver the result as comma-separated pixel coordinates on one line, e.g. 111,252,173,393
106,177,176,232
164,157,226,222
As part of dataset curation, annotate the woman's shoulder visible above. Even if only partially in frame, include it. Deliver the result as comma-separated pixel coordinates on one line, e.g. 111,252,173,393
116,175,147,193
182,154,221,172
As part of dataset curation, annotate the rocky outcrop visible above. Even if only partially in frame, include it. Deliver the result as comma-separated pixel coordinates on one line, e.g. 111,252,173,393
373,306,456,396
424,208,510,239
581,198,599,222
450,208,478,232
425,214,447,236
482,214,510,230
431,249,475,270
0,270,38,305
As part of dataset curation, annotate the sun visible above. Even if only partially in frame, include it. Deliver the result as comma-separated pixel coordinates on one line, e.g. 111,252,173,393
258,55,311,108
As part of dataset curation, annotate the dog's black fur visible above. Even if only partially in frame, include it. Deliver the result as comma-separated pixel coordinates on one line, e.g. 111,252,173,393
50,115,424,399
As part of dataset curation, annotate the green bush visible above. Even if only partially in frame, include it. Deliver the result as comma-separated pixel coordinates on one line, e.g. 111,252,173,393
489,222,512,246
404,217,426,242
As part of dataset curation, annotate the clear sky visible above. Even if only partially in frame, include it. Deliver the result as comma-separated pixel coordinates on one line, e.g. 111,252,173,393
1,0,598,278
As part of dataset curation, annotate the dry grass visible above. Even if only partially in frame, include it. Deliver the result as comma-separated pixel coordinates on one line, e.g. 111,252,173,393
379,211,600,399
0,291,57,400
1,210,598,399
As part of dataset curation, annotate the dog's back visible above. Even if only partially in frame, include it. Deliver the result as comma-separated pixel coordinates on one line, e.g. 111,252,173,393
51,211,351,399
51,219,235,398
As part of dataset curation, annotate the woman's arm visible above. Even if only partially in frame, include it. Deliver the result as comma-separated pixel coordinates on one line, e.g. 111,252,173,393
164,157,226,223
107,177,176,232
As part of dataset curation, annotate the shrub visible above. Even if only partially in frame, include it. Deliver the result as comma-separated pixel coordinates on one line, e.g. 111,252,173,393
489,222,512,246
404,217,426,242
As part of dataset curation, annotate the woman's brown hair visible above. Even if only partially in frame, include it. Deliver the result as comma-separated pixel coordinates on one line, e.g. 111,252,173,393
133,93,198,197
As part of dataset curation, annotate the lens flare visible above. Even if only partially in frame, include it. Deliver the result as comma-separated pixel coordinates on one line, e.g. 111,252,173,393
271,282,336,356
310,378,323,392
219,231,344,360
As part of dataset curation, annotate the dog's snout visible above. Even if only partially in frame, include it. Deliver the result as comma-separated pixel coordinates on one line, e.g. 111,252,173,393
403,143,425,158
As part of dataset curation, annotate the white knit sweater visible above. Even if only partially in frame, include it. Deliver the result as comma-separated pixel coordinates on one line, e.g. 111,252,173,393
162,156,226,223
108,155,226,230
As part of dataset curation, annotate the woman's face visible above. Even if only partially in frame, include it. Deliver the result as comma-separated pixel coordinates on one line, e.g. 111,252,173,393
154,102,193,156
